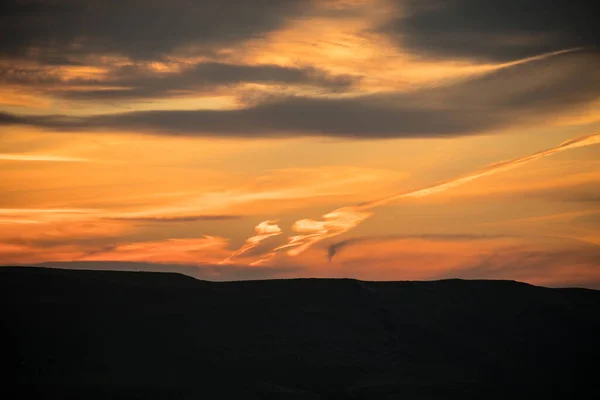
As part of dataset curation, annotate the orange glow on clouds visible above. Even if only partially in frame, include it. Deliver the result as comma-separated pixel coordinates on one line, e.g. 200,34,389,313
80,236,230,265
0,154,91,162
253,133,600,262
221,220,282,264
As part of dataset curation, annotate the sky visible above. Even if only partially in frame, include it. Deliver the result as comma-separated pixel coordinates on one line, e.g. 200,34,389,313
1,0,599,288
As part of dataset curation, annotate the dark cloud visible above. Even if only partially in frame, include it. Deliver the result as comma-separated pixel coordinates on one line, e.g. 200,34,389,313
2,50,599,137
54,62,355,101
35,261,301,281
0,0,305,62
528,183,600,204
0,66,72,85
0,111,25,124
379,0,598,61
5,236,120,250
0,61,356,101
106,215,242,222
567,194,600,203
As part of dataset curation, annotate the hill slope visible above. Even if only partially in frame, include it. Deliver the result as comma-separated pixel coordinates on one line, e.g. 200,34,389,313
2,266,599,399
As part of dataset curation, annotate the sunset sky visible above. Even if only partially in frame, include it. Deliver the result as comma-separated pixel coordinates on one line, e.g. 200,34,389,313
1,0,599,288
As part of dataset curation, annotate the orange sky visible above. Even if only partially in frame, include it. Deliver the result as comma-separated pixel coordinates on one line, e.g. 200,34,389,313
1,0,599,288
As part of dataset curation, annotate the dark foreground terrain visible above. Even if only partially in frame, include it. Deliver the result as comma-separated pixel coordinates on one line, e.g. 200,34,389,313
2,266,599,399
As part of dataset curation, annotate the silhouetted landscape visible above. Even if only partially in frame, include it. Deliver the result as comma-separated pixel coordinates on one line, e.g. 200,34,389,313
2,266,599,399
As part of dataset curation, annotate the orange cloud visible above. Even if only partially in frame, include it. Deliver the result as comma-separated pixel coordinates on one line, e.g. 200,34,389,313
0,87,50,108
0,154,91,162
0,233,230,266
0,214,131,265
221,220,282,264
80,236,230,265
0,242,87,265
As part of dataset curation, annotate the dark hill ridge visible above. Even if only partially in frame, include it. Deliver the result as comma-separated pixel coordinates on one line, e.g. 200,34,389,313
2,266,599,399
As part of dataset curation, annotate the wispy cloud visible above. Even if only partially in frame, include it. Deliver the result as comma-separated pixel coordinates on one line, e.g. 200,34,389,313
221,220,283,264
0,236,230,266
0,154,90,162
0,218,41,225
107,215,242,222
256,132,600,262
0,208,98,215
364,133,600,207
78,236,230,265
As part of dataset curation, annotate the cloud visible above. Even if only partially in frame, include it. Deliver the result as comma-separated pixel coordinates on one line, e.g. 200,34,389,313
106,215,242,222
0,0,306,62
428,169,600,202
567,193,600,203
1,62,356,101
379,0,598,61
0,235,233,266
0,207,98,215
76,236,231,264
363,133,600,207
0,111,25,124
221,220,283,264
0,213,133,264
3,50,598,138
0,153,90,162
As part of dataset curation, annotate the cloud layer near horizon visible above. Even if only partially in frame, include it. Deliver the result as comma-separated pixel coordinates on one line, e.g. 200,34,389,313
25,231,600,289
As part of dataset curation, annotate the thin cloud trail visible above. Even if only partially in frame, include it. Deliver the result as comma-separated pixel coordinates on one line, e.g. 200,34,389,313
0,154,90,162
220,220,282,264
362,132,600,209
249,251,279,266
259,132,600,260
0,208,99,214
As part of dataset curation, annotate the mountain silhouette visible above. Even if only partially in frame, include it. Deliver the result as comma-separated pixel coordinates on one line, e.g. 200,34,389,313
2,266,598,399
